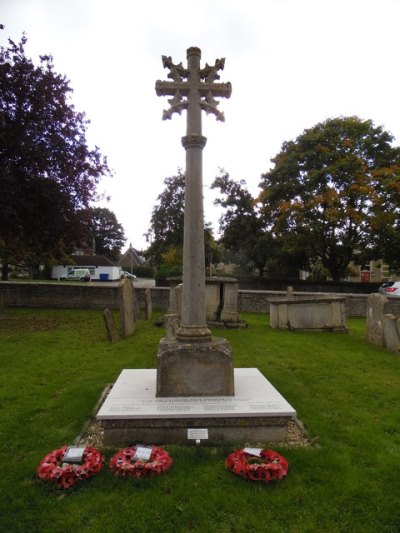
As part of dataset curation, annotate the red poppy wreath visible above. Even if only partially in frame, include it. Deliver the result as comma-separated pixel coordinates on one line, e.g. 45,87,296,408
225,448,288,483
37,446,105,489
109,446,173,478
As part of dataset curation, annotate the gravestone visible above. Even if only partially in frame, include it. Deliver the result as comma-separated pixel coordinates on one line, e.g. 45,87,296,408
144,288,152,320
119,279,135,337
382,314,400,353
220,280,239,322
103,308,120,342
133,290,140,321
366,293,388,346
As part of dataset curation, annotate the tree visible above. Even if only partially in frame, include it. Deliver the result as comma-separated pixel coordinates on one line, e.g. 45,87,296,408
146,171,186,267
146,170,219,273
0,31,111,279
259,116,400,281
211,171,282,277
85,207,126,261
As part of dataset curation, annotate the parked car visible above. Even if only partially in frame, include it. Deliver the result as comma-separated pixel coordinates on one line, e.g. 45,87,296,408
121,271,137,279
60,268,91,282
378,281,400,298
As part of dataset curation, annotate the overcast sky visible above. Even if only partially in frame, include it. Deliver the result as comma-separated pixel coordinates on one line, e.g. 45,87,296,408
3,0,400,250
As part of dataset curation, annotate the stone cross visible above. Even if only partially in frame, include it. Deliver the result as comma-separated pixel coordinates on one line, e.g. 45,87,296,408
156,47,231,342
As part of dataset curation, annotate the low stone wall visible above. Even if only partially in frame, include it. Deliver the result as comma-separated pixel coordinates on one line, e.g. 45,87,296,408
2,282,400,317
0,282,170,311
0,282,120,309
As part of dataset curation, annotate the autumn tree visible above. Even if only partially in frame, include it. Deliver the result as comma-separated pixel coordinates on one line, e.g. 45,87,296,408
85,207,126,261
0,31,111,279
259,117,400,281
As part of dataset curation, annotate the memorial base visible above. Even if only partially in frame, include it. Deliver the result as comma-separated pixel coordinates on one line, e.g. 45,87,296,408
156,336,235,397
97,368,296,446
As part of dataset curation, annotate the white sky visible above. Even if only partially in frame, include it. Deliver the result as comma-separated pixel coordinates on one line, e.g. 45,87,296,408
3,0,400,250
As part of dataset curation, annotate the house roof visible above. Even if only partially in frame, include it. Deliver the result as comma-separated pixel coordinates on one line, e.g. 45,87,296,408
118,246,145,267
71,255,115,267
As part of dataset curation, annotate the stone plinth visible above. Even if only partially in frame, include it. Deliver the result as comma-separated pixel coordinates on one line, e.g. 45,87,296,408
156,336,235,397
97,368,296,445
269,295,347,332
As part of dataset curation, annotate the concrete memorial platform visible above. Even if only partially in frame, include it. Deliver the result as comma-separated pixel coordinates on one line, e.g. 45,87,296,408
97,368,296,445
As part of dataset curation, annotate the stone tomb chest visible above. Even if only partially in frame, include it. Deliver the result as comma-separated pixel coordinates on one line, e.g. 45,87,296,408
168,276,239,324
269,295,347,332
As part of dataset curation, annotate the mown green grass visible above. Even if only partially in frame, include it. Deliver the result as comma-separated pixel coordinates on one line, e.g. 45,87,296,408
0,309,399,533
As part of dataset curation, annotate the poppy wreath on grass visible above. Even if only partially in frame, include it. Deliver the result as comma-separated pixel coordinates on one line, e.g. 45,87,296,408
37,446,105,489
225,448,288,483
109,446,173,478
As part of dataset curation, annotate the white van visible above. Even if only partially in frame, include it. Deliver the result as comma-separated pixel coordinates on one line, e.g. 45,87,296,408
61,268,91,282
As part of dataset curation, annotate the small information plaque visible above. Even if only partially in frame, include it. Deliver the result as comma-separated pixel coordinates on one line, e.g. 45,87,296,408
187,428,209,441
243,447,262,457
63,447,85,463
133,445,153,462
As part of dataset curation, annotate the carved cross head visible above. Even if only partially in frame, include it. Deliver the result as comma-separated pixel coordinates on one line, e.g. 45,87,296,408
155,47,232,122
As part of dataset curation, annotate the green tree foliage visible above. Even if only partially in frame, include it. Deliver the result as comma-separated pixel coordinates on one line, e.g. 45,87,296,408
146,171,186,268
259,116,400,281
211,171,285,277
146,170,219,274
0,31,111,279
85,207,126,261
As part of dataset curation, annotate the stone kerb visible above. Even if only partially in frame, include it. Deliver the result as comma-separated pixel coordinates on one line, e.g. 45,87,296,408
366,293,388,346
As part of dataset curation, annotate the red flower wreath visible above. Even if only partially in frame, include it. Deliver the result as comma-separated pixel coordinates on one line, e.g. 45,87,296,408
37,446,105,489
109,446,173,478
226,448,288,483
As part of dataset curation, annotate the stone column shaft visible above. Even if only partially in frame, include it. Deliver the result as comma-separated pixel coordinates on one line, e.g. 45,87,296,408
176,47,211,342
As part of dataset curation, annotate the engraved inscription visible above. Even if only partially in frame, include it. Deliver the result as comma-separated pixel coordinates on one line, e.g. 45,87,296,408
249,402,283,411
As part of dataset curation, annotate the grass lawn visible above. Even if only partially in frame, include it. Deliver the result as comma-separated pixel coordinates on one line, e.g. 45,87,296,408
0,308,399,533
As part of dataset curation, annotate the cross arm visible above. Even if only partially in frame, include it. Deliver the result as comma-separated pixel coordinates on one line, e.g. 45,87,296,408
155,49,232,121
